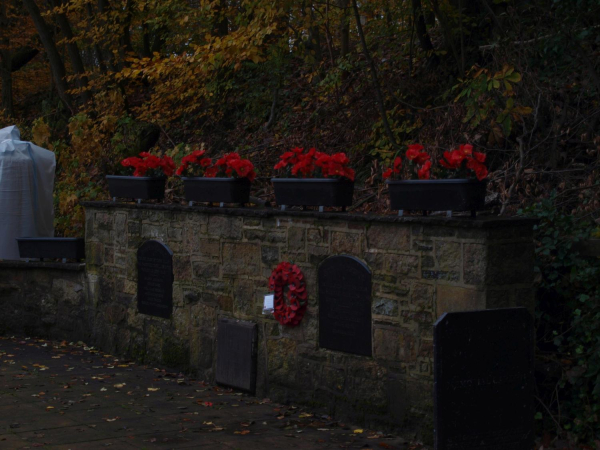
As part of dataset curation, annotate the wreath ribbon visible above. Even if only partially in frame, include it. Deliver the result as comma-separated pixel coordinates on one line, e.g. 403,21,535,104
268,262,308,326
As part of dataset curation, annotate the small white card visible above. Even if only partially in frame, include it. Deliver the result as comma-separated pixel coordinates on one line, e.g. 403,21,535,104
262,294,274,314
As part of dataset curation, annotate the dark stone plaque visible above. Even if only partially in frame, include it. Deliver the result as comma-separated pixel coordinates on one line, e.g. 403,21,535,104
216,318,257,393
137,240,173,319
319,255,372,356
434,308,534,450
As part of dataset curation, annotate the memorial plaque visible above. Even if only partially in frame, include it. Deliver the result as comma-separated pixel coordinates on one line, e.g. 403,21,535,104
434,308,534,450
216,318,257,393
137,240,173,319
319,255,372,356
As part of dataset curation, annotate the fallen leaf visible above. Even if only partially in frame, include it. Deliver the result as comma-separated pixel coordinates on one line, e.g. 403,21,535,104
354,429,364,434
147,387,160,392
234,430,251,435
105,417,120,422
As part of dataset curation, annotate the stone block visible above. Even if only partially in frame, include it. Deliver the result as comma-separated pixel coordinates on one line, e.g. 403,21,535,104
141,224,168,241
436,285,485,317
233,279,256,316
386,254,419,277
463,243,486,285
373,297,398,316
307,228,329,246
192,259,220,279
434,241,461,271
245,229,266,241
288,227,306,252
267,338,297,386
222,242,260,276
208,215,242,239
173,256,193,281
374,327,399,360
331,231,361,254
410,283,434,310
367,224,410,251
261,245,280,265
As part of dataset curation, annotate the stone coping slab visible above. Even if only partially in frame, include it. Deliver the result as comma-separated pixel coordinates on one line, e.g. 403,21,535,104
82,201,537,229
0,260,86,271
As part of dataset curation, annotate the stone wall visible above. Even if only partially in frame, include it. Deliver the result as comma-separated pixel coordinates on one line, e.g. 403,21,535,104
0,261,88,340
81,202,535,439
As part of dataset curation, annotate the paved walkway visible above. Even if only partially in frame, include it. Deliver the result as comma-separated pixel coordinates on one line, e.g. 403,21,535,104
0,336,417,450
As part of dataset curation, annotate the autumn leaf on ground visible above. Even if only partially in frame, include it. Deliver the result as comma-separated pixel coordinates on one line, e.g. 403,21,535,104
196,400,213,407
113,383,126,389
105,417,120,422
354,429,364,434
148,387,160,392
234,430,251,435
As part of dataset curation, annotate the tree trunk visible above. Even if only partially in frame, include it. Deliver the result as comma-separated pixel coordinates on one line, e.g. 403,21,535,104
23,0,73,112
412,0,439,68
215,0,228,37
82,3,107,73
0,1,13,116
351,0,400,152
337,0,350,57
51,0,91,103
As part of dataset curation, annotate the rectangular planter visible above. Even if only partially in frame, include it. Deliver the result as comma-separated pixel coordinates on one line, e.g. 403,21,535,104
106,175,166,200
17,237,85,261
182,177,251,204
386,179,486,213
271,178,354,208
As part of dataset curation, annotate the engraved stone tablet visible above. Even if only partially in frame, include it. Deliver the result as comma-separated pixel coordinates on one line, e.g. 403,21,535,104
319,255,372,356
434,308,534,450
216,318,257,393
137,240,173,319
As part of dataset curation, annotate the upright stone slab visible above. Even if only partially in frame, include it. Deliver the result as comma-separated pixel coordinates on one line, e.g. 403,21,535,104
137,240,173,319
319,255,372,356
434,308,534,450
216,318,257,393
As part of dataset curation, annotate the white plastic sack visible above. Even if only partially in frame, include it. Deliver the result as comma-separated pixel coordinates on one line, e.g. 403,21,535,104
0,125,56,260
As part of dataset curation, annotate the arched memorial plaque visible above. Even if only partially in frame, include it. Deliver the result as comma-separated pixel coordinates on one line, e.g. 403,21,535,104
319,255,372,356
434,308,534,450
137,240,173,319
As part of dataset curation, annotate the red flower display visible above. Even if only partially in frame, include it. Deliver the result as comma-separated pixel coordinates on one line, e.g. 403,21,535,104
274,147,355,182
439,144,488,181
382,144,432,180
383,143,488,181
176,150,256,181
268,262,308,327
121,152,175,177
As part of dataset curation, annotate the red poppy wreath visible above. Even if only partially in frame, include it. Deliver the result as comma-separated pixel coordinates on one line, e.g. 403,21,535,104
268,262,308,326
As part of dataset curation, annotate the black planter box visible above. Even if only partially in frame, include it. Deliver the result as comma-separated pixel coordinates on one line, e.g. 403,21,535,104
17,237,85,261
106,175,166,200
182,177,251,204
386,179,486,213
271,178,354,208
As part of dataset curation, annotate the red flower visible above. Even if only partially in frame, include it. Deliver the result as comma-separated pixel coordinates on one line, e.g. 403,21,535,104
417,161,432,180
276,148,354,181
382,168,393,179
440,150,465,169
414,152,431,165
406,144,424,161
466,158,488,181
121,153,175,177
177,151,254,180
458,144,473,157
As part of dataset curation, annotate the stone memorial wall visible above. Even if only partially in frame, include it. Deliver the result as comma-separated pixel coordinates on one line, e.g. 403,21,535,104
80,202,535,438
0,202,536,440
